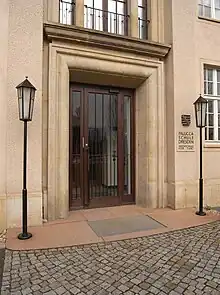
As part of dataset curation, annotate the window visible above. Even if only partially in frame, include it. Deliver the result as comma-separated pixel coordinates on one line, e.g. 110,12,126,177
84,0,128,35
204,67,220,141
198,0,220,20
60,0,75,25
138,0,148,39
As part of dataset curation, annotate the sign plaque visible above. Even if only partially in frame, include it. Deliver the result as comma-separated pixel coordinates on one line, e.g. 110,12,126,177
181,114,191,127
177,131,195,152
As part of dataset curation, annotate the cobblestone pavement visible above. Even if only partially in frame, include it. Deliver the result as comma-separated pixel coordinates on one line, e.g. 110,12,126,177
1,222,220,295
0,249,5,292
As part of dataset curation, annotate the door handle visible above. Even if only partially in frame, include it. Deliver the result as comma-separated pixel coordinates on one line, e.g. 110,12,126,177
82,137,89,150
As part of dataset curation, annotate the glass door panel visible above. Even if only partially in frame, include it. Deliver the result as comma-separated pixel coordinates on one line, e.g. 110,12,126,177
69,90,82,209
124,96,131,195
87,92,118,205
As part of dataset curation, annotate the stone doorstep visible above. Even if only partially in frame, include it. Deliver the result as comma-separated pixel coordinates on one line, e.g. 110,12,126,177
4,207,220,250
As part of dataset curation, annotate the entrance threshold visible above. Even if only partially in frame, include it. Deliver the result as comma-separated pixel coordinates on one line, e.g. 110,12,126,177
6,206,219,250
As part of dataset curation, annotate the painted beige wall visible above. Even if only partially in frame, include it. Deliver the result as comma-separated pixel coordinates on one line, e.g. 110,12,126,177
196,19,220,206
172,0,199,209
165,0,220,208
4,0,220,231
163,0,175,208
0,0,9,231
0,0,44,229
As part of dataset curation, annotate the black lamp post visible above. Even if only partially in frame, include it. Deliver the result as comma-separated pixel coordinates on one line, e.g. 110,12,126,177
16,77,36,240
193,95,208,216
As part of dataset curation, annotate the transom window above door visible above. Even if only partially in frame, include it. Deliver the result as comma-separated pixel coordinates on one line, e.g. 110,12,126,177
204,67,220,141
84,0,128,35
198,0,220,20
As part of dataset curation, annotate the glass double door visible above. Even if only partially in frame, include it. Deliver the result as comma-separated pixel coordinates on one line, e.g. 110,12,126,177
69,85,134,209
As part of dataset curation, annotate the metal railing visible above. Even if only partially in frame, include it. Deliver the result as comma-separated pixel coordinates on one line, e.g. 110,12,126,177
84,6,129,36
138,17,149,39
59,0,75,25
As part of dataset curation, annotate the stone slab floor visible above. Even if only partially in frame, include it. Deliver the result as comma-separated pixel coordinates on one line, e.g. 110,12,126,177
1,221,220,295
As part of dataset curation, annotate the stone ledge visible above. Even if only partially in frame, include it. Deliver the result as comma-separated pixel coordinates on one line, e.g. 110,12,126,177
44,22,171,59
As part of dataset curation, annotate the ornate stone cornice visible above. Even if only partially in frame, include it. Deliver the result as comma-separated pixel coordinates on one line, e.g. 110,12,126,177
44,22,171,59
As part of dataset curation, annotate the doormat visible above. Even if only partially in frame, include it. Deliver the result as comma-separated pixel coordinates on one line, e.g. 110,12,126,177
88,215,165,237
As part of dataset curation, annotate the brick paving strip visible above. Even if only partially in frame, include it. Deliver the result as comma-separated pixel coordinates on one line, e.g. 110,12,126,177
1,221,220,294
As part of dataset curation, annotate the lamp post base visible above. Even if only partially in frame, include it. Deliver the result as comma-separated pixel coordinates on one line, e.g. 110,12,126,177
17,232,32,240
196,211,206,216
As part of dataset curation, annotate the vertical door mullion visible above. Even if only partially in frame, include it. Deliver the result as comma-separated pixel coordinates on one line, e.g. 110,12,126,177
130,93,134,198
92,0,95,29
69,89,73,209
125,0,128,35
115,0,118,34
80,89,84,207
103,0,108,32
83,89,89,206
117,92,124,203
131,91,135,201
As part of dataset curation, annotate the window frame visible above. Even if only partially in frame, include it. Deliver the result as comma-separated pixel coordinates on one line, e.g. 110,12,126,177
59,0,75,25
138,0,148,39
204,67,220,142
84,0,128,35
198,0,220,20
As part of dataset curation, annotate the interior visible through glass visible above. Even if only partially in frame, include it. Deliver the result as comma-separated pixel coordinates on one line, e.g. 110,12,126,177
71,91,81,201
88,93,118,198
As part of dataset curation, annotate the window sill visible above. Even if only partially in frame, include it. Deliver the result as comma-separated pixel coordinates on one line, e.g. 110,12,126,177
204,142,220,149
198,16,220,25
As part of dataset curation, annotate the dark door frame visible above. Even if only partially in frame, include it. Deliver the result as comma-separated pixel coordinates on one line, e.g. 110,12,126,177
69,83,135,210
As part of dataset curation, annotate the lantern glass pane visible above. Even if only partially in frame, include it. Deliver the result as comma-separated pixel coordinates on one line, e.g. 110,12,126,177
17,87,22,99
197,111,202,127
30,87,36,100
18,97,23,120
194,99,208,127
29,88,36,121
29,98,34,121
195,102,201,127
202,102,207,126
23,87,31,120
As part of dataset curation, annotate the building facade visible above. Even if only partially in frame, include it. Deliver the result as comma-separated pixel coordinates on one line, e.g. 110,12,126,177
0,0,220,231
